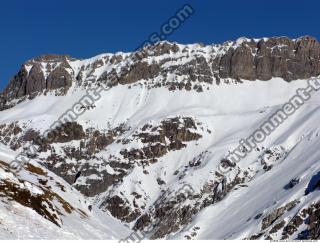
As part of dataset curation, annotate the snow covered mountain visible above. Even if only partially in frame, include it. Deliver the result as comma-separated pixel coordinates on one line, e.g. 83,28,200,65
0,36,320,240
0,144,131,239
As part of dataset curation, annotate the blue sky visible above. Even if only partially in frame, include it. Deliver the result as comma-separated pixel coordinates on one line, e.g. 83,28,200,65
1,0,319,91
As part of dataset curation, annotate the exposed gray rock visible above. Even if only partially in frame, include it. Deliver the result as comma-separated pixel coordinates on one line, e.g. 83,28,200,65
231,45,256,80
118,62,161,85
46,64,73,91
27,64,46,95
0,54,73,109
261,200,299,230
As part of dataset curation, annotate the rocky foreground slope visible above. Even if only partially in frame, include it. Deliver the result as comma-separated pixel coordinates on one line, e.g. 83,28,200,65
0,36,320,239
0,144,130,239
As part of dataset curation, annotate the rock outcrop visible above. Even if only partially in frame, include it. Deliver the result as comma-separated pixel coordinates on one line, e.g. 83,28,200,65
0,54,74,110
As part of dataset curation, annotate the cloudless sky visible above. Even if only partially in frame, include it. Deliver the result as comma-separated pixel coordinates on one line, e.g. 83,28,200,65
1,0,319,91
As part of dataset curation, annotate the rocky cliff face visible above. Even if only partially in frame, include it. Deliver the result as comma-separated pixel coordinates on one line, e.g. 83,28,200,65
1,36,320,110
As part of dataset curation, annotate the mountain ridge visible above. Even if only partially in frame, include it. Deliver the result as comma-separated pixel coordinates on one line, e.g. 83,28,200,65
0,36,320,240
1,35,320,111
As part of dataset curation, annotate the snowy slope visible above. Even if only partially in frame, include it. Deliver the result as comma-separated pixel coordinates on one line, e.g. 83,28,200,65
1,77,320,239
0,144,131,239
0,37,320,240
